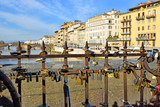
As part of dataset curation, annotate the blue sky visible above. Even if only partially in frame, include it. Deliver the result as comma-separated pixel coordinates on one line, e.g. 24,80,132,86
0,0,153,42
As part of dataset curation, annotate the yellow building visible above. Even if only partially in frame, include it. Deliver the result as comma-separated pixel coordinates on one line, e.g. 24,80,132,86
77,24,86,48
119,0,160,50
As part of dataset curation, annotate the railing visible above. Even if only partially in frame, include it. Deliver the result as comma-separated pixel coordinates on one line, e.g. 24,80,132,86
121,19,131,23
146,15,156,19
136,16,145,20
0,40,160,107
121,31,131,35
136,37,156,41
117,37,131,41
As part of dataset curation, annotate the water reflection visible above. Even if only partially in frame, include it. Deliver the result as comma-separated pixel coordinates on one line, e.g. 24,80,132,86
0,46,56,64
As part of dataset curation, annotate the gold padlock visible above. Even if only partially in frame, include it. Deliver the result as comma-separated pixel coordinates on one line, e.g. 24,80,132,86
76,76,83,85
66,49,74,52
108,73,114,78
114,72,120,79
137,62,141,69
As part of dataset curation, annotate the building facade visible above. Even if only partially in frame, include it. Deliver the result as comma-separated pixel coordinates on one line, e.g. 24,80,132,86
119,0,160,50
86,9,120,49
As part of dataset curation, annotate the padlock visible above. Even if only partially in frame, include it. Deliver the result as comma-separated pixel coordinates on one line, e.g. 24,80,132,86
136,62,141,69
36,72,39,82
134,78,141,91
76,76,83,85
30,72,32,81
80,70,87,80
55,71,61,82
114,72,120,79
97,70,102,80
66,49,74,52
35,58,45,62
16,73,25,81
27,72,29,82
91,70,94,80
9,73,12,80
93,60,98,66
108,73,114,78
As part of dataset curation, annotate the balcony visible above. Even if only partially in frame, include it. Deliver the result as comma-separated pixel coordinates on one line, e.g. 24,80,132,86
146,15,156,19
121,31,131,35
117,37,131,41
136,37,156,41
121,25,131,29
136,16,145,20
121,19,131,23
88,43,102,45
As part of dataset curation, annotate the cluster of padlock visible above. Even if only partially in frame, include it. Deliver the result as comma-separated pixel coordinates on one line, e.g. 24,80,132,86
71,70,89,85
133,71,151,91
10,67,28,83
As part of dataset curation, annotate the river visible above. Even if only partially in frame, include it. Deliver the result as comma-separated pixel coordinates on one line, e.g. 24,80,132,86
0,46,64,65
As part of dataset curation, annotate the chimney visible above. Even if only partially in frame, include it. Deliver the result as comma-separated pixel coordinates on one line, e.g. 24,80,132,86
112,8,114,11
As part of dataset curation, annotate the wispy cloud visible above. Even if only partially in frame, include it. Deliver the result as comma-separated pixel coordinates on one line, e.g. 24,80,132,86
0,11,58,32
0,0,70,21
69,0,97,21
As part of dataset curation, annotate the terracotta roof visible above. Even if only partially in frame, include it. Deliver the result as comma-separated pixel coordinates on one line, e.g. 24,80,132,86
129,0,160,11
115,11,120,15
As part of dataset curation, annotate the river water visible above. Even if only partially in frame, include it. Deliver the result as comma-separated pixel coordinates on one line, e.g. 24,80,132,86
0,46,63,65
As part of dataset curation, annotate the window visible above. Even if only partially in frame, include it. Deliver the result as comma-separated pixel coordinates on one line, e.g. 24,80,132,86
153,18,156,22
138,20,140,24
148,11,151,16
153,25,156,29
147,41,149,46
148,19,150,22
142,26,144,30
129,15,131,19
138,27,140,31
109,20,112,23
144,41,145,46
115,20,117,23
138,13,140,18
153,10,156,16
138,41,140,46
108,26,112,29
109,31,112,36
148,25,150,30
142,20,144,23
115,26,117,29
142,12,144,17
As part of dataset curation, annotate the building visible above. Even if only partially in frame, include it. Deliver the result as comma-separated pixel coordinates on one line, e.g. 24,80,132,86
119,0,160,50
77,24,86,48
86,9,120,49
41,35,55,44
55,20,86,47
54,31,59,46
67,21,84,47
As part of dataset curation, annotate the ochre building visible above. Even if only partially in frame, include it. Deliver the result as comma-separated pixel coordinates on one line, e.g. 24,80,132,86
119,0,160,50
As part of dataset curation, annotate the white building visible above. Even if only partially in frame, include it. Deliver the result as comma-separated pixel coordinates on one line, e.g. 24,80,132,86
86,9,120,49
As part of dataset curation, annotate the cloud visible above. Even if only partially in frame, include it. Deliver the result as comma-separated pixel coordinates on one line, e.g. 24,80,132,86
0,27,37,41
69,0,97,21
0,11,58,32
0,0,71,21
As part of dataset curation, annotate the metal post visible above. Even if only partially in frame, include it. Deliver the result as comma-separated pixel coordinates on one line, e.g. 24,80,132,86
63,41,68,107
84,41,89,106
41,41,46,107
140,42,145,107
156,52,160,102
104,41,109,106
17,41,22,103
123,41,128,105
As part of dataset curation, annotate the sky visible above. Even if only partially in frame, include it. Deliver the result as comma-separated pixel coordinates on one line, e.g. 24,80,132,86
0,0,154,42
